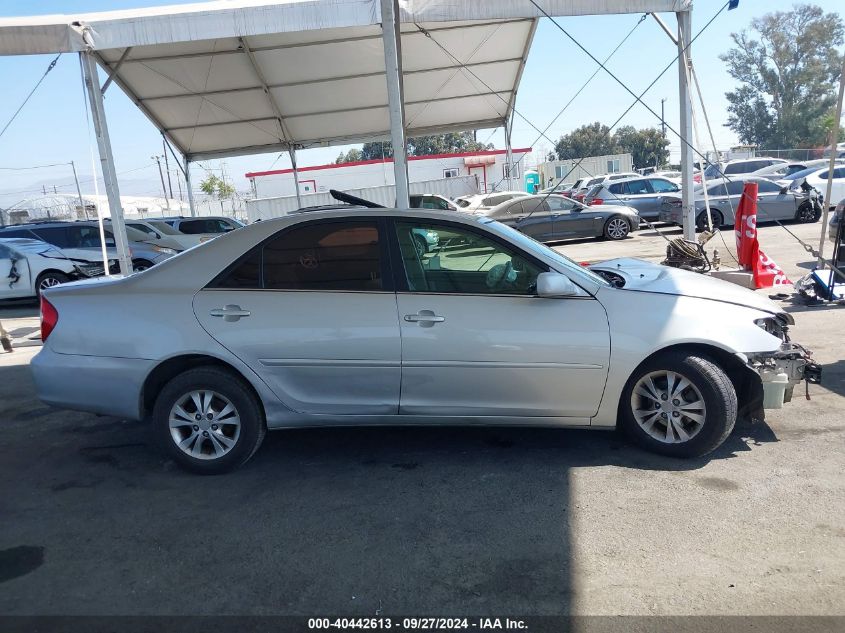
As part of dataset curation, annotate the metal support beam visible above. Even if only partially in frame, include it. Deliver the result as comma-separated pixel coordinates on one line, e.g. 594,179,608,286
676,11,695,242
504,114,514,191
381,0,409,208
184,156,197,217
817,49,845,268
289,148,303,209
100,46,132,95
80,51,133,276
240,36,293,148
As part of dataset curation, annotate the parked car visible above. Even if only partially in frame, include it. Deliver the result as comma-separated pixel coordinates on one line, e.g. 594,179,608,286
659,176,820,229
162,216,243,234
454,191,529,212
0,221,176,271
561,177,592,198
652,170,682,184
484,194,640,241
538,182,573,195
121,219,216,249
583,176,680,220
793,165,845,208
830,198,844,240
0,237,114,300
32,207,819,473
409,194,458,211
572,172,640,202
700,157,787,182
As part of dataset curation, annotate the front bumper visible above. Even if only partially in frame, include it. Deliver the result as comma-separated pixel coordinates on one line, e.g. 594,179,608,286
749,342,821,409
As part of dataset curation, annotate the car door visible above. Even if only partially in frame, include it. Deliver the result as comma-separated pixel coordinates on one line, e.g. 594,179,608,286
193,218,402,416
0,243,32,298
755,179,796,221
647,178,681,216
547,196,601,237
619,178,659,218
514,198,557,242
390,218,610,420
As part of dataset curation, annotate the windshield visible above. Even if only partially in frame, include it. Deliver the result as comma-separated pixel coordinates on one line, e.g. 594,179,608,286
703,164,723,179
478,217,609,287
147,220,181,235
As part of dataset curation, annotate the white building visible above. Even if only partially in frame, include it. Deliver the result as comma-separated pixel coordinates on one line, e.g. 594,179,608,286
246,148,532,199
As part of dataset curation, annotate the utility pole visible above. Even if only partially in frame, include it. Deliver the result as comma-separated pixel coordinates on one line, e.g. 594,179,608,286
70,160,88,220
162,139,174,200
152,155,171,211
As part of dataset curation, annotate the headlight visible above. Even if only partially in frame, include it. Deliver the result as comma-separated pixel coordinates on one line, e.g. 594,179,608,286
754,313,793,340
151,245,178,255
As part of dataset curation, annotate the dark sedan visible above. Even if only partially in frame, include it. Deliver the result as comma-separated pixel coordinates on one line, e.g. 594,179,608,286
482,194,641,242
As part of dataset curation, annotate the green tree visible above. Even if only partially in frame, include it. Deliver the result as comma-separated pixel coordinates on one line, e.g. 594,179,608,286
335,131,493,163
612,126,670,169
720,4,844,149
199,174,235,199
550,122,617,160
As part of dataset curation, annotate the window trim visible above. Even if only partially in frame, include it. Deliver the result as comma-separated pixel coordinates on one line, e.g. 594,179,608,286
385,216,550,296
443,167,460,178
208,216,394,293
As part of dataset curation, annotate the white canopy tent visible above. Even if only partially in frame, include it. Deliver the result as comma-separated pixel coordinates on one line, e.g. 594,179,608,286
0,0,694,275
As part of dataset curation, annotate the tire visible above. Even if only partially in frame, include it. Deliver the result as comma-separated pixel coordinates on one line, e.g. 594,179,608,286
603,216,631,240
35,271,69,297
695,209,723,231
133,259,155,272
619,351,737,458
413,234,427,258
795,202,819,223
152,367,266,474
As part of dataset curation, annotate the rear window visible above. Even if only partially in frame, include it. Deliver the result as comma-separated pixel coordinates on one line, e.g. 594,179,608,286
213,220,383,292
607,183,624,195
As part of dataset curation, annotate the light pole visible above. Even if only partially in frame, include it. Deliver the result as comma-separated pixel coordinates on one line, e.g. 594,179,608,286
151,155,171,212
660,97,667,139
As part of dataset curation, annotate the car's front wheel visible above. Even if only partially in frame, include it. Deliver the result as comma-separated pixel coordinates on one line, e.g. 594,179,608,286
133,259,155,272
152,367,266,474
35,271,69,297
795,201,820,223
619,351,737,458
695,209,723,231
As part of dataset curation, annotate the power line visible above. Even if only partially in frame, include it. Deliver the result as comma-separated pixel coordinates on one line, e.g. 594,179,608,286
0,53,62,141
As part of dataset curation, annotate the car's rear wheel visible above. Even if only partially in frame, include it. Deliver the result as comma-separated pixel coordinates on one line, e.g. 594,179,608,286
619,351,737,458
603,216,631,240
695,209,723,231
35,271,69,296
152,367,266,474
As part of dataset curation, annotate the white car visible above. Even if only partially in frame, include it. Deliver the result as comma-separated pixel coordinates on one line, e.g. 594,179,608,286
455,191,529,212
0,237,113,299
795,165,845,208
32,208,820,474
122,219,215,250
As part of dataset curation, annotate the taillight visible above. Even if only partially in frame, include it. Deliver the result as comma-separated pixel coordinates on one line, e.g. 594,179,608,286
590,198,603,205
40,296,58,342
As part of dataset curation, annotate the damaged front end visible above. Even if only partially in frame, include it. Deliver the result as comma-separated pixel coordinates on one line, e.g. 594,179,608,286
747,313,822,409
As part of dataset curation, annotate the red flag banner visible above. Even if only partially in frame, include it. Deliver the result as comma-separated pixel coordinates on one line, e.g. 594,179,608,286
733,181,791,288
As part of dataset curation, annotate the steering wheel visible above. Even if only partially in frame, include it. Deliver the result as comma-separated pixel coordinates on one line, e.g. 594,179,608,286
486,260,514,290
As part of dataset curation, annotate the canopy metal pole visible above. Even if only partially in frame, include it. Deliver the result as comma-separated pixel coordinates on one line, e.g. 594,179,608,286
504,114,514,191
80,51,133,276
381,0,410,208
184,156,197,217
676,10,695,241
817,50,845,268
70,160,88,220
289,148,303,209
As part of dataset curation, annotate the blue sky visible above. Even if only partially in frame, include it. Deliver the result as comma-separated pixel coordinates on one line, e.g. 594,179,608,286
0,0,842,206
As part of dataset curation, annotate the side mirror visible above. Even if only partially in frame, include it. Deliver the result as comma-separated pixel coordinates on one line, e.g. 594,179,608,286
536,272,580,297
780,186,788,194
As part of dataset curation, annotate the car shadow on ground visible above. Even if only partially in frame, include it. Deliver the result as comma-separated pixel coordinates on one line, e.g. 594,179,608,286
0,300,39,319
0,357,781,616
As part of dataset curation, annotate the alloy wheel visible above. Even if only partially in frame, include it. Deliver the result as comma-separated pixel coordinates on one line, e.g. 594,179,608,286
38,276,62,291
630,370,707,444
169,390,241,460
606,218,629,239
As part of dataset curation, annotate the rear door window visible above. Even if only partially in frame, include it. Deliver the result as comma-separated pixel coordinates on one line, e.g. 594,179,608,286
649,178,678,193
623,179,653,195
30,227,70,248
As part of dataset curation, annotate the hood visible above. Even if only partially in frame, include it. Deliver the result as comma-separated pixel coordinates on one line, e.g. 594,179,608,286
589,258,781,314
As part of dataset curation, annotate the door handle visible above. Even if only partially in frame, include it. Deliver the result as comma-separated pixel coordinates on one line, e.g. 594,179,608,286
209,304,251,322
404,310,445,327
